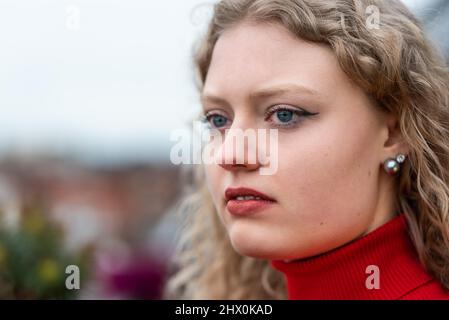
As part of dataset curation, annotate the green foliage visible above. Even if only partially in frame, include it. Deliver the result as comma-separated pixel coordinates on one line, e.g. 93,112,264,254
0,204,91,299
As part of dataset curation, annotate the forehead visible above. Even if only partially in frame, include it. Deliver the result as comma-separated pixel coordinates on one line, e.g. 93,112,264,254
203,21,344,100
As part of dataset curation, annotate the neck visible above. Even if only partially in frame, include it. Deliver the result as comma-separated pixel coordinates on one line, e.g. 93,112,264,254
271,214,434,299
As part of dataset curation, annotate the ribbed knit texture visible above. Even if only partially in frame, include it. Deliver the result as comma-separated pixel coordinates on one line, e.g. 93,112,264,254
271,214,449,300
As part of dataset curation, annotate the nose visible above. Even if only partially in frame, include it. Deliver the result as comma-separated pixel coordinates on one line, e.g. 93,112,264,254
215,127,261,172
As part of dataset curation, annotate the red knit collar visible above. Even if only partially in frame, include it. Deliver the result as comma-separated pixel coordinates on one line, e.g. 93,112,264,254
271,214,434,299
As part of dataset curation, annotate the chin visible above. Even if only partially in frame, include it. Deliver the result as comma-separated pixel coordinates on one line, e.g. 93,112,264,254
227,223,337,261
231,242,275,260
227,224,282,260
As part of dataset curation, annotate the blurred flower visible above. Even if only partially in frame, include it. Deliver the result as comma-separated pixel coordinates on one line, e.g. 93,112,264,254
0,199,91,299
98,254,167,300
37,258,60,284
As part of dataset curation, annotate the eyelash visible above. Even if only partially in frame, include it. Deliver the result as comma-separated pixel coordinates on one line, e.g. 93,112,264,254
201,105,317,130
263,105,317,128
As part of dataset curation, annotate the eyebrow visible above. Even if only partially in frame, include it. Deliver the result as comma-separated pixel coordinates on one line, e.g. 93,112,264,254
200,84,319,106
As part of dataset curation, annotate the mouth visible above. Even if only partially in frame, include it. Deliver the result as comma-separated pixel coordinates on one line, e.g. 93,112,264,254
225,187,275,202
225,187,276,215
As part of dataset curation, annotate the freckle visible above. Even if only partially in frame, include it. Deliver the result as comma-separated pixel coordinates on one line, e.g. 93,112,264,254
320,222,324,226
368,170,371,176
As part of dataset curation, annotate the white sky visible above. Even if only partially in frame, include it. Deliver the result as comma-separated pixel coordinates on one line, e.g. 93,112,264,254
0,0,432,164
0,0,215,163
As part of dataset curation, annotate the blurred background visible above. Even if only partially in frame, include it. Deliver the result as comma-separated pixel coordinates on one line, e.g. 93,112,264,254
0,0,447,299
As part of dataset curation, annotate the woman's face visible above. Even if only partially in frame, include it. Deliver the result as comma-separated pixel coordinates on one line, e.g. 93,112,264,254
202,21,399,260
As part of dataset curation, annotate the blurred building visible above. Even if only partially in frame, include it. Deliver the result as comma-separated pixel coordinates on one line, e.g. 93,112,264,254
0,155,181,299
0,156,180,248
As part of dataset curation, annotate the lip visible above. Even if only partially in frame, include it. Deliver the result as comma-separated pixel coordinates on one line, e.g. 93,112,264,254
225,187,276,216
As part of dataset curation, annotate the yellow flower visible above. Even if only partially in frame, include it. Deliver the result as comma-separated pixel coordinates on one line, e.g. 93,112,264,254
37,258,60,284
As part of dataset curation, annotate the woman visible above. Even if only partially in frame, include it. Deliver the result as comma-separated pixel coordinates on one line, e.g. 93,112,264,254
165,0,449,299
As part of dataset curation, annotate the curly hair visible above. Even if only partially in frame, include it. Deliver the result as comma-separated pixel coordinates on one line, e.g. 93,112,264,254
164,0,449,299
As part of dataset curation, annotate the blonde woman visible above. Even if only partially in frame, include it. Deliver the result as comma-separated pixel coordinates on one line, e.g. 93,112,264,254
165,0,449,300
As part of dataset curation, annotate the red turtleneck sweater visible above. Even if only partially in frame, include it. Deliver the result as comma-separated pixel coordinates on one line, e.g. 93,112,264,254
271,214,449,300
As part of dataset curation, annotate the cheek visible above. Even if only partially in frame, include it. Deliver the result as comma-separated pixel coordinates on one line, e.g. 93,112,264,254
275,113,382,225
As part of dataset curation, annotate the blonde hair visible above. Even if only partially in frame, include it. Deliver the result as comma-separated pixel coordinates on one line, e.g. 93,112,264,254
164,0,449,299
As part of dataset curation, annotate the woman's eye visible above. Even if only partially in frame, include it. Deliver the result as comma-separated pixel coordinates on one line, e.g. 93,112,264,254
275,110,294,123
206,114,229,128
265,106,318,128
202,106,316,129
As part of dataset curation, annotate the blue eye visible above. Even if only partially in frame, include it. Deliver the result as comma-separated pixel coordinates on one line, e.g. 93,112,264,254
212,114,228,128
265,105,318,128
276,110,294,123
205,114,229,128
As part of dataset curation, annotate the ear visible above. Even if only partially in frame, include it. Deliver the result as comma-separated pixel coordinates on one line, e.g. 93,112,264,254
381,112,409,161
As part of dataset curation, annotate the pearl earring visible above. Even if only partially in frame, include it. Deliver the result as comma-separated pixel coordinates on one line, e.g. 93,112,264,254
383,154,406,176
